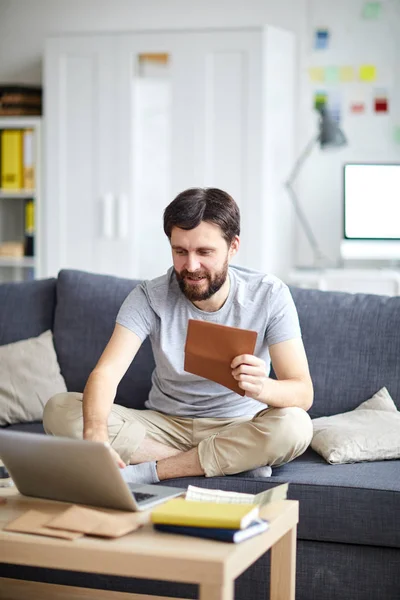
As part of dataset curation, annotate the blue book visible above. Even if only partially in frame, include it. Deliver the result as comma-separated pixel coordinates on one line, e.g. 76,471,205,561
154,519,269,543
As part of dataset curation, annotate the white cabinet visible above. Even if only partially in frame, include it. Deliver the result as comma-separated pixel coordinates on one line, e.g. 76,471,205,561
0,117,42,282
44,27,296,280
44,36,120,278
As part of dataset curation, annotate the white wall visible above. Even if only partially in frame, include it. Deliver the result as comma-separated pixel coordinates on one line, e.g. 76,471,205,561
0,0,305,85
1,0,399,270
297,0,400,267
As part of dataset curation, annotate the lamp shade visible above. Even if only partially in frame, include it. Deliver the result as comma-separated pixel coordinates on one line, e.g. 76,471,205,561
318,107,347,148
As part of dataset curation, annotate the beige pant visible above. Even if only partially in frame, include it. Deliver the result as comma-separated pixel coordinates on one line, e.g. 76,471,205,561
43,392,313,477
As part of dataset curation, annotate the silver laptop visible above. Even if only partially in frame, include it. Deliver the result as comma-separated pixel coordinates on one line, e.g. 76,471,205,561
0,430,185,511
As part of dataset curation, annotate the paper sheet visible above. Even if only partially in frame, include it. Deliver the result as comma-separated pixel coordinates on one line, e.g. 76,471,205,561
185,483,288,507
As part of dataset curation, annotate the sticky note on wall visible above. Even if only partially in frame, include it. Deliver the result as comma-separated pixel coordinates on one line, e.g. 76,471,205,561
327,91,342,123
308,67,324,82
340,66,355,82
374,98,388,112
362,2,382,19
350,102,366,114
314,29,329,50
314,91,327,110
324,66,340,83
374,91,389,113
359,65,377,82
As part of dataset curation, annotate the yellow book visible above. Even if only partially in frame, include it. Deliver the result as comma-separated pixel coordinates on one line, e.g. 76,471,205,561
1,129,23,189
151,499,259,530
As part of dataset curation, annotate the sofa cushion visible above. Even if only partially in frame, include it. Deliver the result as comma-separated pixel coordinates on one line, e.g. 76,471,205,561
4,422,45,434
0,331,67,425
163,449,400,549
290,287,400,417
53,270,155,409
311,387,400,464
0,278,56,346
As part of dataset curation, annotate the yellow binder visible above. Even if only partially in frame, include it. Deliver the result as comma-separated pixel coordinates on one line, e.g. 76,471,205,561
1,129,23,190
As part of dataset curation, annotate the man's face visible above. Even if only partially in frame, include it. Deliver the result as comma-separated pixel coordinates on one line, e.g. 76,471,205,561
171,221,239,302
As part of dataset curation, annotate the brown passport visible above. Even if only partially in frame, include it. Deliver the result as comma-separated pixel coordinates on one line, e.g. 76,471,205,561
184,320,257,396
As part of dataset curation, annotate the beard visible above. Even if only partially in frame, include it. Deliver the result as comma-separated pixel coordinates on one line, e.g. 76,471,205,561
175,258,229,302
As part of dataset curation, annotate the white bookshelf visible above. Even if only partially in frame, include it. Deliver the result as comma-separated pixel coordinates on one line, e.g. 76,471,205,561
0,190,38,199
0,116,42,283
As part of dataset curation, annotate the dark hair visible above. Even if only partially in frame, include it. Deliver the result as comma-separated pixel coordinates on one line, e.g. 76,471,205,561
163,188,240,244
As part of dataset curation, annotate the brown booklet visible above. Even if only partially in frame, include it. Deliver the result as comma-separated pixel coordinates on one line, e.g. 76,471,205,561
184,320,257,396
46,505,146,538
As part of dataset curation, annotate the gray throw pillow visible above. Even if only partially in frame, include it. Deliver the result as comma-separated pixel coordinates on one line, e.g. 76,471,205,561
311,387,400,464
0,330,67,425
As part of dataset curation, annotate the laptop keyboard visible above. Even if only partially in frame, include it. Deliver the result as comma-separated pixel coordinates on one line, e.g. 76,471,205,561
133,491,157,503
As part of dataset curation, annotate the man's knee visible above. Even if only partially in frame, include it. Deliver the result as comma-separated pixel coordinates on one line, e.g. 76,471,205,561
255,406,313,466
43,392,84,438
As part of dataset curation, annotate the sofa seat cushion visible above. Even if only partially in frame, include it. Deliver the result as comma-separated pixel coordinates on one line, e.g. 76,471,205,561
3,422,45,434
53,270,155,409
2,422,398,548
163,448,400,549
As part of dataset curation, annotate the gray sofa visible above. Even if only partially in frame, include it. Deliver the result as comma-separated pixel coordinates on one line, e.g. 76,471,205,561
1,268,399,600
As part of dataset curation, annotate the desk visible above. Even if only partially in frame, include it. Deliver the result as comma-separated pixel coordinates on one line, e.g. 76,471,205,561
0,488,299,600
288,268,400,296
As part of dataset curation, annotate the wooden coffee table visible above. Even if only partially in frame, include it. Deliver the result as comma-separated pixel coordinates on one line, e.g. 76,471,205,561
0,487,298,600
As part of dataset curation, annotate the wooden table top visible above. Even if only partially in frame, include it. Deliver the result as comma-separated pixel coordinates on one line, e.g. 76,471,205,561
0,487,298,585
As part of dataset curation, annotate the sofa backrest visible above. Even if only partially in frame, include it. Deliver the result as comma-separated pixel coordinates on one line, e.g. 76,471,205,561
0,277,56,346
53,270,155,409
290,287,400,417
52,269,400,418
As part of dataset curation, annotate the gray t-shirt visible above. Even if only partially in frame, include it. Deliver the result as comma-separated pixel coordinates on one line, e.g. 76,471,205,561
116,265,301,418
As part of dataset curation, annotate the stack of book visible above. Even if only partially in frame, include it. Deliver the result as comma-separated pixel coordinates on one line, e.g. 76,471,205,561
151,498,269,543
0,86,42,116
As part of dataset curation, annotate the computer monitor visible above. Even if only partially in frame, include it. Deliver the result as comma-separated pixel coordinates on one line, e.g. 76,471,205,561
341,163,400,260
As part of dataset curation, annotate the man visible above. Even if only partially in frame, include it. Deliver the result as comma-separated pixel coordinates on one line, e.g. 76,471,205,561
44,187,313,484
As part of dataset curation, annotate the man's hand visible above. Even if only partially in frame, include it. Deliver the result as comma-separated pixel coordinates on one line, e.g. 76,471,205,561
231,354,269,400
84,428,126,468
104,443,126,469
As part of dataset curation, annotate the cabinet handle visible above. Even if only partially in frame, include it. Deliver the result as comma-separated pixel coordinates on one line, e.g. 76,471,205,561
102,193,114,239
117,193,129,240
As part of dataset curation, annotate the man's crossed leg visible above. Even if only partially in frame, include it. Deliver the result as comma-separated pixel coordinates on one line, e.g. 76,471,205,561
43,392,313,484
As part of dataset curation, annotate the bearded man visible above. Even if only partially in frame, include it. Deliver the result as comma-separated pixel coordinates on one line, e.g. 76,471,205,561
44,188,313,483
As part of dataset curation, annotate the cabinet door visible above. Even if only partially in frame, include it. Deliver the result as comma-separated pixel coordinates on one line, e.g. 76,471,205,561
45,35,131,277
45,28,295,281
115,30,264,280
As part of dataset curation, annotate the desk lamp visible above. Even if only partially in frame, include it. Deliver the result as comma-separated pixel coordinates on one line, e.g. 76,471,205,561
285,106,347,267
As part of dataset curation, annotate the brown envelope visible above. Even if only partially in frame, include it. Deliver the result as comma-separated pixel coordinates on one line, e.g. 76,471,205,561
46,505,145,538
184,320,257,396
4,509,83,540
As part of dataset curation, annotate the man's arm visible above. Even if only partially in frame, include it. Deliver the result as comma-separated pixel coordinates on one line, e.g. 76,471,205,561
231,338,313,411
83,323,142,453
